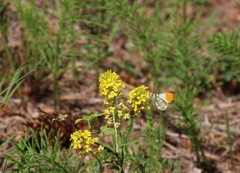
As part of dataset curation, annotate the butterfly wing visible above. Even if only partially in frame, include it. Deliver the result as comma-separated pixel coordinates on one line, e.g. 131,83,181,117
152,93,174,111
159,93,174,103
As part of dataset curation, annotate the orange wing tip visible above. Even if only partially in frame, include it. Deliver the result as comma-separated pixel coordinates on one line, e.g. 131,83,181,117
166,93,174,103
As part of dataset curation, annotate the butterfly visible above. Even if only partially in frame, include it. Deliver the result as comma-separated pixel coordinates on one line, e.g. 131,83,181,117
152,93,174,111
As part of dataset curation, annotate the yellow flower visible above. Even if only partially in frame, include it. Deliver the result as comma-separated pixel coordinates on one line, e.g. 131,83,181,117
118,102,129,111
99,70,125,105
97,145,104,152
127,85,151,114
82,130,91,139
104,104,131,127
114,122,120,128
117,110,123,118
70,130,104,157
104,106,115,126
123,113,130,120
85,145,92,152
117,102,130,120
94,145,104,155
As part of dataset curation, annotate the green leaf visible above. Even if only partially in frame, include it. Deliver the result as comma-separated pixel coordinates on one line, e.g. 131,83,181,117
100,126,115,135
75,113,104,124
75,118,83,124
89,113,104,119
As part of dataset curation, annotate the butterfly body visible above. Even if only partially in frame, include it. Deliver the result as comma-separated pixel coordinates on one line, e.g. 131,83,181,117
152,93,174,111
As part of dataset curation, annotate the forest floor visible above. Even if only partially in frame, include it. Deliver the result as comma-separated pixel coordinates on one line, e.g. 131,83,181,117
1,0,240,172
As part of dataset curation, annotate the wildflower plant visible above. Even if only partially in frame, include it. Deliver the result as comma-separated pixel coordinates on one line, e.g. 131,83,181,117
72,70,152,172
70,130,104,158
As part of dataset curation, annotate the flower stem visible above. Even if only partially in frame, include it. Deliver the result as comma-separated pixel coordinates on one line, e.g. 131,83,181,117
113,103,119,153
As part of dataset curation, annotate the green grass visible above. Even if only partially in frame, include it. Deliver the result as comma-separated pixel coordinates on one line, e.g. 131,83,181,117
2,127,81,173
1,0,240,172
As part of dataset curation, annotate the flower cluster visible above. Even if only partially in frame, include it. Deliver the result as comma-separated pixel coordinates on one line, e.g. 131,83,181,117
104,103,130,128
99,70,125,105
99,71,151,128
128,85,151,114
70,130,104,157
